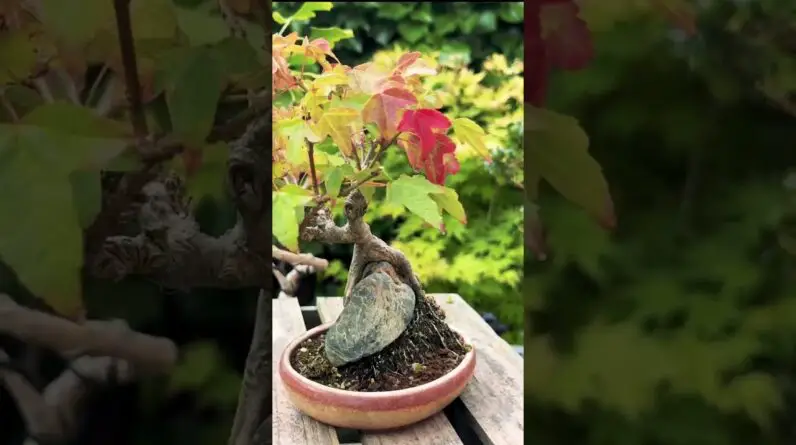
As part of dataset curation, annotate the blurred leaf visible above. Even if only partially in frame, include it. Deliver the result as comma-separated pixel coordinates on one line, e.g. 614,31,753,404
527,107,615,229
292,2,333,21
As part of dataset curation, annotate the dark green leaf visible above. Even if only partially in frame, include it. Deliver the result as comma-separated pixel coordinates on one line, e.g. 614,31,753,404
527,107,615,229
0,124,127,316
397,22,427,44
159,47,224,146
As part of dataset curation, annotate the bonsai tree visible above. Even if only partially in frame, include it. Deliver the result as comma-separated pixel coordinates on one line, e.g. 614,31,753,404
272,5,492,380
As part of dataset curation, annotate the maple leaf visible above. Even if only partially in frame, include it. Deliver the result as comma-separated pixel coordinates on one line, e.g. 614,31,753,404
394,52,421,73
393,51,437,77
303,37,340,69
312,107,359,157
396,108,451,155
362,87,417,141
348,62,390,94
398,132,460,185
452,117,491,163
540,1,593,70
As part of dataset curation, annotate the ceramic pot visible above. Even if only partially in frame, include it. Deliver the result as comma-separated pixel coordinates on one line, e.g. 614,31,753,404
279,322,476,430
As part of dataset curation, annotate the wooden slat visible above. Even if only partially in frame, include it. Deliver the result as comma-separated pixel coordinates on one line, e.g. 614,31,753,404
433,293,524,445
272,298,339,445
315,297,464,445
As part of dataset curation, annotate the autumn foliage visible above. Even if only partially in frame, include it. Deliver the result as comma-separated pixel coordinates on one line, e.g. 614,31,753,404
272,18,490,250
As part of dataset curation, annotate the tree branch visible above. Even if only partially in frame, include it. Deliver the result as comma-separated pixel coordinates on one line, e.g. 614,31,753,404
0,294,177,373
1,348,157,444
300,191,424,303
112,0,148,143
277,264,321,299
272,246,329,269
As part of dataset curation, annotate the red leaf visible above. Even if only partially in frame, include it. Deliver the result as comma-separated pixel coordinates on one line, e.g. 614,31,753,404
540,1,593,70
526,1,548,106
399,133,460,185
362,87,417,140
397,108,451,156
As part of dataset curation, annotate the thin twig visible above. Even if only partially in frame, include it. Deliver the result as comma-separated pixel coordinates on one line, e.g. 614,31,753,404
272,246,329,269
112,0,148,143
308,141,320,195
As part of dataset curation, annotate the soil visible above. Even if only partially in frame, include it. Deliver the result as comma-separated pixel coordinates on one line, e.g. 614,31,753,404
290,294,471,392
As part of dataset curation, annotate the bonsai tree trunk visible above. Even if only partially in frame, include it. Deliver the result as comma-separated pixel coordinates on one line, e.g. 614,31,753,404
299,190,466,369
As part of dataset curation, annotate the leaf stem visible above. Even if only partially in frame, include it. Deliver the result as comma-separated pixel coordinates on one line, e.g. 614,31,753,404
86,65,109,106
278,18,293,36
366,133,400,169
307,141,320,196
0,94,19,122
112,0,148,143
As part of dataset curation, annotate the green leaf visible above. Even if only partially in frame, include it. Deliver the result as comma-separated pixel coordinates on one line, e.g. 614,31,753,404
526,107,615,229
175,5,230,46
375,3,414,20
275,118,320,166
430,186,467,225
158,47,224,146
310,27,354,47
211,37,263,88
22,102,129,138
273,189,314,251
176,7,229,46
329,93,371,111
272,11,288,24
0,32,38,84
386,175,443,230
70,171,102,229
452,118,491,162
0,124,127,317
477,11,498,31
499,2,525,23
292,2,333,21
397,22,426,44
324,167,345,199
39,0,113,46
130,0,178,41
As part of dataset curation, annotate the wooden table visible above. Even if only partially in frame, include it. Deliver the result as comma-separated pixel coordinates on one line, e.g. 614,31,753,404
273,294,524,445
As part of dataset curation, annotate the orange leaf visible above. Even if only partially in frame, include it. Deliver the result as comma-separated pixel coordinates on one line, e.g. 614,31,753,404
362,87,417,140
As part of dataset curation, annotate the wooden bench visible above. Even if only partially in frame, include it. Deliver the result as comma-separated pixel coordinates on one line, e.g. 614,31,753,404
272,294,523,445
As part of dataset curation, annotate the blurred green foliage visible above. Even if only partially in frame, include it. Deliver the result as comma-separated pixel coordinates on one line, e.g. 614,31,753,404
272,1,524,67
527,2,796,444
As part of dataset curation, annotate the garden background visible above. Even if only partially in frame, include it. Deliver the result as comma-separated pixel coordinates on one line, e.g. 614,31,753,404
528,1,796,445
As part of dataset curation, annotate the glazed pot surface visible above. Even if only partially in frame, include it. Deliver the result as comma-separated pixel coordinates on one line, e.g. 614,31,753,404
279,322,476,430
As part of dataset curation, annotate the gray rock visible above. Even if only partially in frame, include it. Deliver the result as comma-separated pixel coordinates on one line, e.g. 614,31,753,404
324,262,415,367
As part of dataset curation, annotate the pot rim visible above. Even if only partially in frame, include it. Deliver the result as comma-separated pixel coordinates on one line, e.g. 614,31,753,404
280,321,476,398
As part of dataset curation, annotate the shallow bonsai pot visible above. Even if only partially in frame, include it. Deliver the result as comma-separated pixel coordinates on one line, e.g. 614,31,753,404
279,321,476,430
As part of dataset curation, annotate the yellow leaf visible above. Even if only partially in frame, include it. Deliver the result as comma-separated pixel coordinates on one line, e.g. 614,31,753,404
312,107,359,156
452,118,491,162
309,66,349,92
